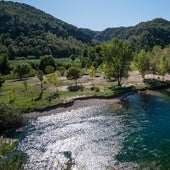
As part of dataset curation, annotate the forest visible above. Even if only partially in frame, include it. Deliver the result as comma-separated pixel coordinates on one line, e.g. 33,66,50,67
1,2,170,59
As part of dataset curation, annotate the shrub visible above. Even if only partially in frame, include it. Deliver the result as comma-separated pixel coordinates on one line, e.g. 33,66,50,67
39,55,56,73
66,66,81,86
45,65,55,74
91,86,100,92
58,66,66,76
0,137,26,170
0,102,22,133
13,63,31,80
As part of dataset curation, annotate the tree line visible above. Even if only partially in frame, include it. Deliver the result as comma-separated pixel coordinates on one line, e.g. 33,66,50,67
1,39,170,89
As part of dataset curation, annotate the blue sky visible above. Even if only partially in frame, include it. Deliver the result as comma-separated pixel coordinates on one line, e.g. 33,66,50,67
12,0,170,31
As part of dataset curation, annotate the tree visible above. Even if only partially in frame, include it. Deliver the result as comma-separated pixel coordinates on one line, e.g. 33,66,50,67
0,102,22,133
0,77,5,91
66,66,81,86
39,55,56,74
14,63,31,80
88,66,96,87
151,45,162,78
45,65,55,74
157,55,169,81
70,54,76,63
36,70,44,100
101,39,132,86
134,49,150,80
46,73,61,93
0,137,26,170
0,54,10,75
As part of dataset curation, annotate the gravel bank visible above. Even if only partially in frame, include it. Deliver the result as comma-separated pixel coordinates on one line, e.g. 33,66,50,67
23,98,121,119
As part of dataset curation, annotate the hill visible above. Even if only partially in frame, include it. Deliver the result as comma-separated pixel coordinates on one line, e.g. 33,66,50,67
95,18,170,50
0,1,97,59
1,1,170,59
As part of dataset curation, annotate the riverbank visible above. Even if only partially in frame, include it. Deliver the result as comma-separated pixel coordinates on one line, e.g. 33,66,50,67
23,98,119,119
23,79,170,119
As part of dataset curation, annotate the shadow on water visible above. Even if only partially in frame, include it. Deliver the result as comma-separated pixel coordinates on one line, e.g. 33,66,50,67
63,151,75,170
115,90,170,169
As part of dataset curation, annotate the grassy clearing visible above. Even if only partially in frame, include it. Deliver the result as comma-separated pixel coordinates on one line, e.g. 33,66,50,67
0,73,119,112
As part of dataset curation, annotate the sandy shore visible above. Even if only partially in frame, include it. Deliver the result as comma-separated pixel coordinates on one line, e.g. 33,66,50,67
23,97,121,119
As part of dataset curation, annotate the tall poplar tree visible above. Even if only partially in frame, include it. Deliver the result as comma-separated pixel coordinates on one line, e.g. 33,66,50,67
157,55,169,81
134,49,150,80
101,39,132,86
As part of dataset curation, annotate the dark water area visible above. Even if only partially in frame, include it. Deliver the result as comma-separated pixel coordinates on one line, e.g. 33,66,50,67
16,89,170,169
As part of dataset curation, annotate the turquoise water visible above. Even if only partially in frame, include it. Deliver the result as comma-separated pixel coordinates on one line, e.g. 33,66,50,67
17,90,170,169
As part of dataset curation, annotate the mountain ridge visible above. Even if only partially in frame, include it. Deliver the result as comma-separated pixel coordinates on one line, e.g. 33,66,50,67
95,18,170,49
0,1,94,59
1,1,170,59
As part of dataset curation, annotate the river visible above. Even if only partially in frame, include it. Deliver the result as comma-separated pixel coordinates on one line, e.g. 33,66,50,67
17,89,170,170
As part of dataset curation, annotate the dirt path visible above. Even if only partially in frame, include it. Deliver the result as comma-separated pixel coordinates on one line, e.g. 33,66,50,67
23,71,170,118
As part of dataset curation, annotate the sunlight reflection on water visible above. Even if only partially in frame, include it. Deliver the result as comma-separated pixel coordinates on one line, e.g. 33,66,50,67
18,105,136,170
18,91,170,169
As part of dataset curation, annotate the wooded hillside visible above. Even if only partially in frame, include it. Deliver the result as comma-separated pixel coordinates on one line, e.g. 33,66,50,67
0,1,94,59
95,18,170,50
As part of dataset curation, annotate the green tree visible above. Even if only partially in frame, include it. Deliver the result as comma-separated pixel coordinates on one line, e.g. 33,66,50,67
36,70,44,100
0,102,22,133
157,55,169,81
58,66,66,76
23,80,28,91
0,137,26,170
66,66,81,86
0,77,5,91
39,55,56,74
14,63,31,80
46,73,61,93
45,65,55,74
9,88,16,104
134,49,150,80
88,66,96,87
151,45,162,78
70,54,76,63
101,39,132,86
0,54,10,75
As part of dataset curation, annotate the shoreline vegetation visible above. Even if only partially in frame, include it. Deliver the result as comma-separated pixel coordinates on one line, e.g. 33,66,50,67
24,75,170,119
1,71,170,119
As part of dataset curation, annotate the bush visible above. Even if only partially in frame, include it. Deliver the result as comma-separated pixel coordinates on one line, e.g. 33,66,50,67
13,63,31,80
58,66,66,76
0,137,26,170
66,66,81,86
91,86,100,92
45,66,55,74
0,102,22,134
39,55,56,73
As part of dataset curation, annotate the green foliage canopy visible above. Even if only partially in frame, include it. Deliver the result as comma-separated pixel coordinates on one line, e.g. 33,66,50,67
157,55,169,78
39,55,56,74
0,54,10,75
101,39,132,86
13,62,31,80
0,102,22,133
134,49,150,79
66,66,81,86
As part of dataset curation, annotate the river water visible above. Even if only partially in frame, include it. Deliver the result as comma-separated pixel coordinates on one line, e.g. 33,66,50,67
17,89,170,170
